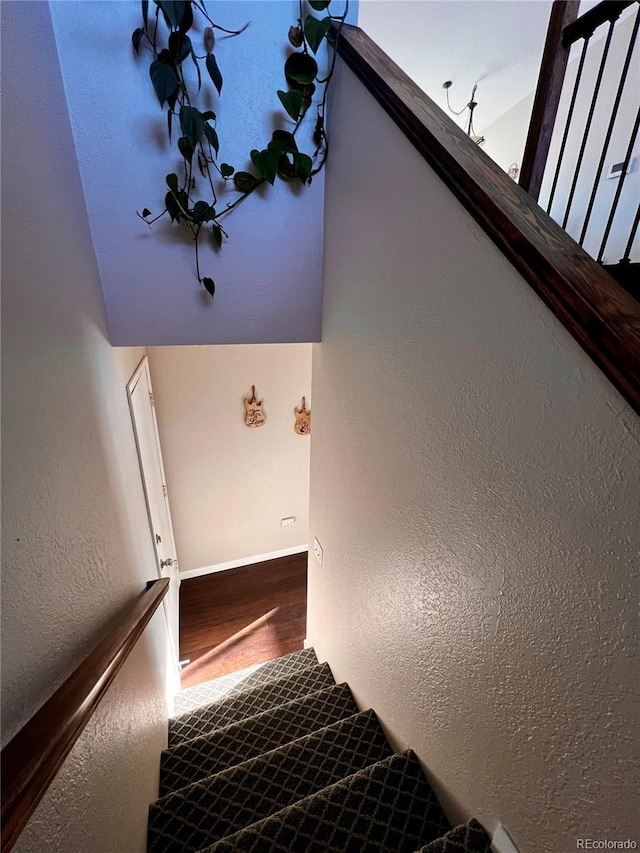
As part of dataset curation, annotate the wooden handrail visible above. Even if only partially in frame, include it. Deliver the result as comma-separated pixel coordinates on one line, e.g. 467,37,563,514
1,577,170,852
519,0,580,200
563,0,637,45
331,24,640,415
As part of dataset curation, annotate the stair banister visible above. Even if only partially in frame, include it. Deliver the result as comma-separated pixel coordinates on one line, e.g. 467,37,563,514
0,577,170,853
329,23,640,416
519,0,580,201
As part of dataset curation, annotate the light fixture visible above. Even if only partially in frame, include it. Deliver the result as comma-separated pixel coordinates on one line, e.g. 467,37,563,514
442,80,485,146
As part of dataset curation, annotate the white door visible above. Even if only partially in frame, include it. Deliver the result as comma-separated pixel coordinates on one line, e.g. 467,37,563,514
127,356,180,671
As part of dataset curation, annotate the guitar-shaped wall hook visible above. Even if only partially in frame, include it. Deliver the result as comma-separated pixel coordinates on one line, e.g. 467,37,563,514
244,385,266,428
294,396,311,435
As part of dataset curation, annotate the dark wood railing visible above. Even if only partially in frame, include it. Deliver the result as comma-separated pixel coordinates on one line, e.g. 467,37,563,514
1,578,169,852
331,24,640,415
519,0,580,201
521,0,640,269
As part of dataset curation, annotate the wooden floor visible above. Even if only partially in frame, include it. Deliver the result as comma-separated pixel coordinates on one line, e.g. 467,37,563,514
179,552,308,689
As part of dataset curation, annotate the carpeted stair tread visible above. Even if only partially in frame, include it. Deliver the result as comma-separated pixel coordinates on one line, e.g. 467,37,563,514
169,663,334,746
160,683,357,795
173,649,319,717
148,709,393,853
194,750,451,853
414,819,492,852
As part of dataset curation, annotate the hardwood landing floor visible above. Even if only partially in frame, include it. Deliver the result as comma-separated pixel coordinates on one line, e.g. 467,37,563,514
179,552,308,689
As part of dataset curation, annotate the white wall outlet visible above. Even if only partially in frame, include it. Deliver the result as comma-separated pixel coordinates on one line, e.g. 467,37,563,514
313,537,323,566
281,516,296,527
491,824,519,853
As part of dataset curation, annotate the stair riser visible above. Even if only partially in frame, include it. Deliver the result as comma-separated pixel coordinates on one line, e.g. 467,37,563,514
169,663,335,747
148,710,392,853
197,751,451,853
172,648,319,717
160,683,358,796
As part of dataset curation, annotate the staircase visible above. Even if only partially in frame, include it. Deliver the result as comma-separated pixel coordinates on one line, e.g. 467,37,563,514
147,649,492,852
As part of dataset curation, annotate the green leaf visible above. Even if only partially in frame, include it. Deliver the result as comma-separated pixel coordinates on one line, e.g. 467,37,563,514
201,110,216,121
250,149,279,185
277,89,303,121
308,0,330,9
284,52,318,85
202,276,216,297
169,31,192,63
211,224,223,250
268,129,298,155
304,15,331,53
149,60,178,106
276,154,297,181
176,189,191,217
193,200,216,222
178,0,193,32
142,207,152,218
220,163,234,178
165,173,179,193
142,0,149,27
190,49,202,94
156,1,185,29
203,123,219,155
167,108,173,142
197,151,208,179
165,190,180,222
233,171,260,193
177,135,194,161
180,105,205,149
206,53,223,96
294,152,313,183
132,27,144,54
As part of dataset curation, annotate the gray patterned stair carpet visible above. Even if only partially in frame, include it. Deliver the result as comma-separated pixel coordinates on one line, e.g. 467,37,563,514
169,662,335,747
194,750,451,853
415,819,492,853
148,710,393,853
160,683,358,795
150,649,490,853
173,649,319,716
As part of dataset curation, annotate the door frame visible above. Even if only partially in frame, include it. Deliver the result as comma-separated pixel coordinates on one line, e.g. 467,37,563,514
127,355,181,681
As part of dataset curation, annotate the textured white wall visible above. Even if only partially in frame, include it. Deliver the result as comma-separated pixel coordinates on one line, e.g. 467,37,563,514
1,3,167,851
307,58,640,853
147,345,312,574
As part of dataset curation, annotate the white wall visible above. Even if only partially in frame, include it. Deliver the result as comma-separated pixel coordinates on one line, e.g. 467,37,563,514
48,0,330,346
147,345,312,575
307,57,640,853
358,1,552,132
1,4,167,851
480,90,534,176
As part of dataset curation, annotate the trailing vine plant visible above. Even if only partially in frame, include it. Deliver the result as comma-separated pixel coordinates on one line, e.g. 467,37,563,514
132,0,348,298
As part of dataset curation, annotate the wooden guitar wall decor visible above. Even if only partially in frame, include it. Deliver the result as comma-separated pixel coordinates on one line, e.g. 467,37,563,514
244,385,266,428
294,397,311,435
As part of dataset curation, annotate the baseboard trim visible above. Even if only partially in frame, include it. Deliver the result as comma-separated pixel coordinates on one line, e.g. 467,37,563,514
180,545,309,580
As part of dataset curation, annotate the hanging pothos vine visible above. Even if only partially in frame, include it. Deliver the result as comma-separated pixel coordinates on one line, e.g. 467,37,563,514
132,0,347,298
